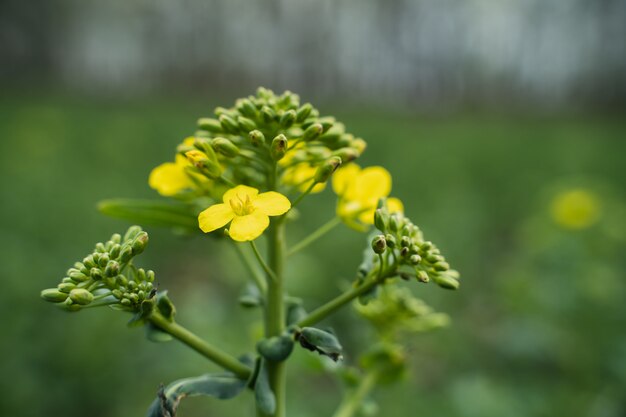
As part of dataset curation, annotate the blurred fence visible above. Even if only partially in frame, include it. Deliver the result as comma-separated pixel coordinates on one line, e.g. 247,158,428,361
2,0,625,106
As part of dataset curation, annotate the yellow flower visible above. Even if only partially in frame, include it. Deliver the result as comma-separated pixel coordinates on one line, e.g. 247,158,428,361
282,163,327,193
198,185,291,241
148,155,196,196
332,163,403,230
550,189,601,230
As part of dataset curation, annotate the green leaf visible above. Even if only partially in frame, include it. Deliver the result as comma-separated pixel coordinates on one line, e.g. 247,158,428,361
98,199,199,230
156,291,176,321
145,322,173,343
254,360,276,415
297,327,343,362
147,372,247,417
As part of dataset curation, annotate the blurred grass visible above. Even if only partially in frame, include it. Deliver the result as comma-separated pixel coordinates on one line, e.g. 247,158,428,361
0,93,624,417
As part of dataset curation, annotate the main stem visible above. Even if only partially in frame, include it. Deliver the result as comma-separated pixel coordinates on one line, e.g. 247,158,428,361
331,371,379,417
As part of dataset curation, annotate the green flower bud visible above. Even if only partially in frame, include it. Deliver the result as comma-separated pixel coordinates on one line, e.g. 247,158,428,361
237,116,256,132
385,234,397,249
426,254,444,264
109,244,121,259
58,282,76,293
279,109,296,128
41,288,69,303
197,117,223,133
97,253,109,268
117,274,128,286
249,129,265,146
271,134,288,161
131,232,149,255
416,270,430,283
110,233,122,244
420,241,433,251
389,213,403,232
112,289,123,299
119,245,133,263
433,274,459,290
303,123,324,141
120,298,131,306
95,242,106,253
128,280,138,290
219,114,239,133
261,106,277,124
400,247,409,257
124,226,143,242
318,117,335,132
333,148,358,163
400,236,411,247
146,270,155,282
372,235,387,254
374,209,390,232
296,103,313,122
69,288,94,305
257,335,294,362
313,156,342,184
69,271,89,282
82,255,96,268
409,254,422,265
409,244,420,255
89,268,103,281
433,262,450,272
212,137,240,157
105,261,120,278
62,277,74,284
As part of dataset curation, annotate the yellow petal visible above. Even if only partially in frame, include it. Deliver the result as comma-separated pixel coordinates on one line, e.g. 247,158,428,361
348,166,391,202
229,212,270,241
332,163,361,195
148,162,194,196
387,197,404,214
358,207,377,225
253,192,291,216
198,203,235,233
223,185,259,204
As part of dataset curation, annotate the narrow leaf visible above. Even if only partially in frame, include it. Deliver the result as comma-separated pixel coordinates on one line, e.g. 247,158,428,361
98,199,199,229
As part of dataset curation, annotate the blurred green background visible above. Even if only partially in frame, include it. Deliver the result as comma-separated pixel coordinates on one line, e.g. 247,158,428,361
1,1,626,416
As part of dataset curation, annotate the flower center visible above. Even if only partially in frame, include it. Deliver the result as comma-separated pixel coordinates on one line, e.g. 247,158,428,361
229,194,255,216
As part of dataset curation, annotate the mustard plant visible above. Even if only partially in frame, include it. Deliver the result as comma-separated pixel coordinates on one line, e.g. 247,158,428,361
40,88,460,417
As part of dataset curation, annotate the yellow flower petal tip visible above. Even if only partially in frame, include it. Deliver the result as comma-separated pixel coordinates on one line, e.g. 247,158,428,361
198,185,291,241
148,161,194,197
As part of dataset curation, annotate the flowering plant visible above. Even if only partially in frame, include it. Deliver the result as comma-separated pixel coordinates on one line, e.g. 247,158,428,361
40,88,460,417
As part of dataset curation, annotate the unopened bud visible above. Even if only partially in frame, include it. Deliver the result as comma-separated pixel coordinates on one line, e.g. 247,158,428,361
351,138,367,154
41,288,69,303
374,209,389,232
69,288,94,305
372,235,387,254
400,236,411,248
303,123,323,141
389,213,403,232
313,156,342,184
212,137,240,157
124,226,142,241
279,110,296,128
69,271,89,282
433,274,459,290
416,270,429,283
433,262,450,272
237,98,258,118
58,282,76,293
420,241,433,251
409,254,422,265
385,234,397,249
261,106,277,124
271,134,288,161
132,232,149,255
219,114,239,133
197,118,223,133
89,268,103,281
237,116,256,132
249,130,265,146
105,261,120,278
296,103,313,122
119,245,133,263
333,148,358,163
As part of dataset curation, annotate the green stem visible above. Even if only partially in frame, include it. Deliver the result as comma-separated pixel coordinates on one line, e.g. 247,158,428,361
148,312,251,380
297,272,384,328
332,371,379,417
290,181,317,209
250,241,278,283
288,216,342,257
233,242,267,294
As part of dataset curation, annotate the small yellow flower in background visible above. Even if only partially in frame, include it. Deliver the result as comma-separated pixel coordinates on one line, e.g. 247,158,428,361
333,163,403,230
282,163,327,193
148,155,195,197
198,185,291,241
551,189,601,230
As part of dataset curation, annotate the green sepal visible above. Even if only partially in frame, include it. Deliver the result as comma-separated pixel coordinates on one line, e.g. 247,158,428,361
127,299,155,327
297,327,343,362
254,360,276,415
145,322,173,343
156,291,176,321
147,372,247,417
98,199,199,230
257,335,294,362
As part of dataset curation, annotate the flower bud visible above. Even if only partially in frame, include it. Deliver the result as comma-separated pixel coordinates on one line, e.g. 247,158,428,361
237,98,258,118
416,270,430,283
333,148,358,163
41,288,69,303
371,235,387,254
105,261,120,278
112,289,123,299
58,282,76,293
409,254,422,265
385,234,397,249
303,123,323,141
109,243,121,259
420,241,433,251
249,130,265,146
212,137,240,157
374,209,389,232
433,274,459,290
197,117,223,133
237,116,256,132
89,268,103,281
119,245,133,263
433,262,450,272
219,114,239,133
95,242,106,253
257,335,294,362
426,254,444,264
313,156,342,184
318,117,335,132
351,138,367,154
279,109,296,128
69,271,89,282
389,213,403,232
261,106,277,124
82,255,96,268
400,236,411,247
296,103,313,122
132,232,149,255
97,253,109,268
69,288,94,305
124,226,143,241
271,134,288,161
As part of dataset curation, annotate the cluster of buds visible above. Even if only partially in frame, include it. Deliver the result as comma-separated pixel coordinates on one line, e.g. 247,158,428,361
177,88,367,193
40,226,156,311
361,200,460,290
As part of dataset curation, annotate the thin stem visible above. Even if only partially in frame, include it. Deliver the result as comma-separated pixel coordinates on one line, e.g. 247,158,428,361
288,216,342,256
290,181,317,209
233,242,267,294
250,241,278,283
148,312,252,380
220,175,237,187
332,371,379,417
